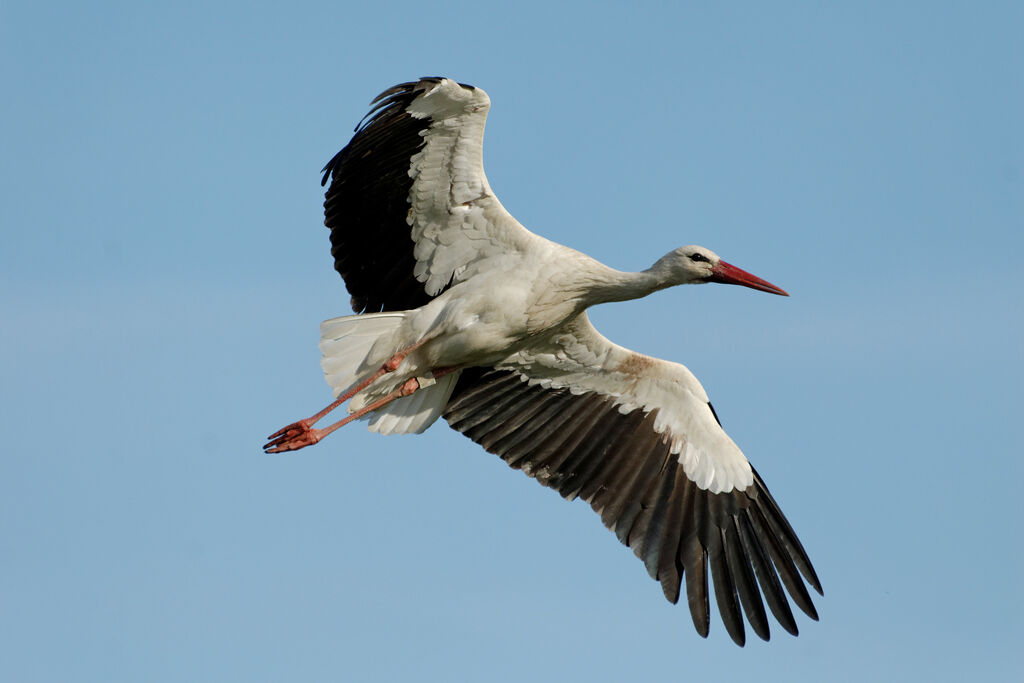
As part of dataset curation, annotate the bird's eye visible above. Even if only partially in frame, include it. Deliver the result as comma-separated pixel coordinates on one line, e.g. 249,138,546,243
689,253,707,263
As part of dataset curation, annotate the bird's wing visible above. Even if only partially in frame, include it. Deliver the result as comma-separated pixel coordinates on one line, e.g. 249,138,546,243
443,313,822,645
322,78,542,313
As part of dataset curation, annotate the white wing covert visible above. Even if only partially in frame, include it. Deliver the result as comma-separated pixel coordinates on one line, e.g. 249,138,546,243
500,313,753,494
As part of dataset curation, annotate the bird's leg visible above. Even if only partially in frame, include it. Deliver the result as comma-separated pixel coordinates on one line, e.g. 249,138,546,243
263,338,432,451
264,378,421,453
264,366,459,453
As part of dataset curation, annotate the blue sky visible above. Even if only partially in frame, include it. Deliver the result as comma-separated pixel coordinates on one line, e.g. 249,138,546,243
2,1,1022,681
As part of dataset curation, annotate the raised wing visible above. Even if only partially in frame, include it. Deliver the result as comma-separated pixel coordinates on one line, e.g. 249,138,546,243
443,314,822,645
321,78,541,313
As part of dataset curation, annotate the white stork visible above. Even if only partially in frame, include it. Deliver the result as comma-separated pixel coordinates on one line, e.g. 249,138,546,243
266,77,821,645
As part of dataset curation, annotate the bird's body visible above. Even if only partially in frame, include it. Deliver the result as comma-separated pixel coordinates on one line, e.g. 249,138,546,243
384,245,589,367
347,243,697,392
267,77,821,645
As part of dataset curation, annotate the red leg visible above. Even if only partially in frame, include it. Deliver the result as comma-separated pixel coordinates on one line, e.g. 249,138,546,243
263,366,460,454
265,377,421,453
264,338,432,447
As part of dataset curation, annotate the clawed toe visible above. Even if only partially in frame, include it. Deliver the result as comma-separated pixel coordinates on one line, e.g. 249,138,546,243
267,419,311,441
264,422,322,453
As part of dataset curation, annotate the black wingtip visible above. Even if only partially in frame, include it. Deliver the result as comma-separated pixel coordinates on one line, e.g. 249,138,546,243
707,401,722,427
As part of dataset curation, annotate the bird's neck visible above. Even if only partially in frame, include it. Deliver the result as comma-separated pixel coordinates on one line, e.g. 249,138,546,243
578,260,673,307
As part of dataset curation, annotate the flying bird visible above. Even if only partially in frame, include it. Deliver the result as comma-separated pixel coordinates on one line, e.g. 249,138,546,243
265,77,821,645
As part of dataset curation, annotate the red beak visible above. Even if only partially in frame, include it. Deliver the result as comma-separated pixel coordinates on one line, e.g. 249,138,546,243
709,260,789,296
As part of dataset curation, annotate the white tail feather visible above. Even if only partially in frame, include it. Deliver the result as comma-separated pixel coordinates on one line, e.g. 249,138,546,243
319,312,457,435
319,312,407,398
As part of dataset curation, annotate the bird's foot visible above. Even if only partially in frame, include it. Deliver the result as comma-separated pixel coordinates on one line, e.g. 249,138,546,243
264,420,323,453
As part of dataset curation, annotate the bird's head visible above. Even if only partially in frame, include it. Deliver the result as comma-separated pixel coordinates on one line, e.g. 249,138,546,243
656,245,789,296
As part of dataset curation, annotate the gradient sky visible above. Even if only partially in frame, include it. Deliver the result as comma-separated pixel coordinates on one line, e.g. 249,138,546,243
2,1,1022,681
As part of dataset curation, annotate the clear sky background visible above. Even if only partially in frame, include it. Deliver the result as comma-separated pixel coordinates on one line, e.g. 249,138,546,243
2,2,1022,681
